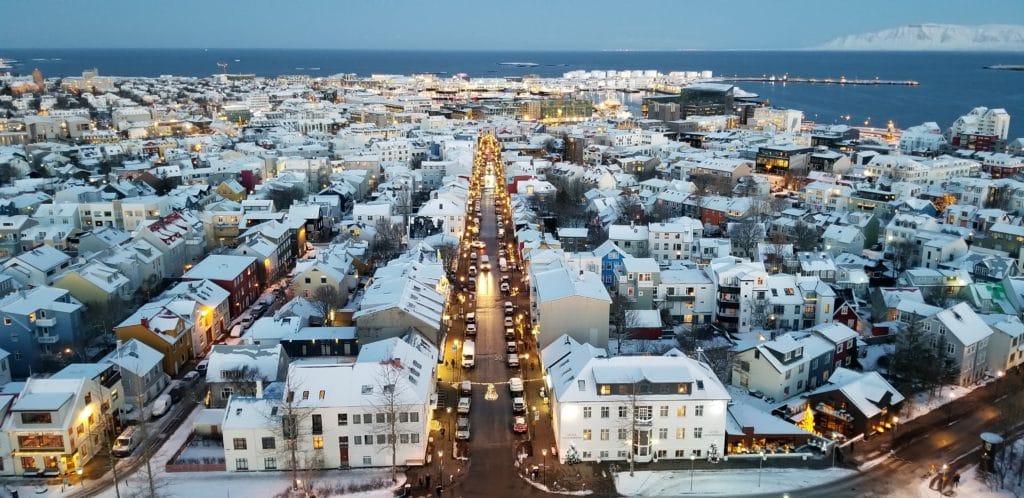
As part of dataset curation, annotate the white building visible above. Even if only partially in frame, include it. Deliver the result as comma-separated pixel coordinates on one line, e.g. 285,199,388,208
924,303,992,386
542,335,730,464
530,261,612,349
648,218,703,262
899,122,948,154
949,107,1010,140
222,333,436,472
706,257,769,333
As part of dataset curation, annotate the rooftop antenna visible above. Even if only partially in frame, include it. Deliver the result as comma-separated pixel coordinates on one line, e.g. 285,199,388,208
217,62,228,75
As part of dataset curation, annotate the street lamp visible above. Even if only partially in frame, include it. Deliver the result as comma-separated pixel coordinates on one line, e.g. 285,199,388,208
438,450,444,485
445,407,452,440
891,416,899,446
689,455,695,491
757,451,766,487
541,448,548,486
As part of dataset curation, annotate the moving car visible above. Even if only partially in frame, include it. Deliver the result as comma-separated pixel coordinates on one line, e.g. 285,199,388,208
504,328,515,341
512,396,526,413
507,354,519,368
500,282,510,294
506,341,517,355
460,380,472,395
112,426,141,457
509,377,524,394
504,301,514,315
457,396,471,414
465,323,477,335
513,416,528,433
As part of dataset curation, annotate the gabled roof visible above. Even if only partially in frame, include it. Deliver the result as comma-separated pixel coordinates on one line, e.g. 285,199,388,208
931,302,993,346
807,367,905,419
103,339,164,376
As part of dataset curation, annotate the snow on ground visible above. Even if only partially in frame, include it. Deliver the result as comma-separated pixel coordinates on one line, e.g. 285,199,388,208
859,343,893,372
85,404,402,498
906,464,1014,498
903,384,974,422
608,338,679,356
176,440,225,461
615,467,856,496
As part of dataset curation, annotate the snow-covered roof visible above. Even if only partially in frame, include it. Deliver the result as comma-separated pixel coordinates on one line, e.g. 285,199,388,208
534,266,611,304
542,334,730,404
931,302,993,346
183,254,256,280
103,339,164,376
807,367,905,419
206,344,285,384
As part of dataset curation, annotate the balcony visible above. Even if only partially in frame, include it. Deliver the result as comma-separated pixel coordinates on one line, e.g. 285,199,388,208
35,334,59,344
719,285,740,294
719,300,740,309
634,415,653,426
665,294,695,302
34,317,57,327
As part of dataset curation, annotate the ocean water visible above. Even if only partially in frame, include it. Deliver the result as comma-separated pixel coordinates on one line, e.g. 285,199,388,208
3,49,1023,136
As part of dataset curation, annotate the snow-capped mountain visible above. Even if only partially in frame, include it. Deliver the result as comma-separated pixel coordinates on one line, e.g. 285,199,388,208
818,24,1024,51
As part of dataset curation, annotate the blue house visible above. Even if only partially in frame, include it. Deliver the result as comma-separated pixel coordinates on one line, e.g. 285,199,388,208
593,240,629,289
0,286,86,378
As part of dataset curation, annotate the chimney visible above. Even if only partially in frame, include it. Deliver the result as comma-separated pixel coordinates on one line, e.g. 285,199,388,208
255,380,264,399
141,317,149,329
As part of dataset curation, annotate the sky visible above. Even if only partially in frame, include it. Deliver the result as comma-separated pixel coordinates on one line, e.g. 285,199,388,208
3,0,1023,51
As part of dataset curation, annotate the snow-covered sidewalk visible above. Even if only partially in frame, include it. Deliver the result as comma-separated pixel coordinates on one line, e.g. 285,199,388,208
907,465,1014,498
903,384,975,422
615,467,856,496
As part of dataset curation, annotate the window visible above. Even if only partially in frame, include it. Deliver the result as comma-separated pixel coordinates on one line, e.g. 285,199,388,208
354,436,362,445
659,406,669,417
694,427,703,439
353,414,360,425
319,390,326,399
583,407,592,419
619,406,628,418
362,456,372,465
410,412,419,423
362,414,372,424
312,414,323,434
264,457,277,470
658,428,668,440
600,429,609,441
399,412,409,423
675,450,686,457
338,413,348,426
618,428,628,440
261,437,275,450
582,429,592,441
411,434,420,444
302,391,309,400
676,428,685,439
601,406,610,418
677,406,686,417
694,405,704,417
692,449,702,457
376,413,385,424
222,387,236,399
376,435,385,445
233,438,247,450
313,436,324,450
400,433,410,444
235,458,248,471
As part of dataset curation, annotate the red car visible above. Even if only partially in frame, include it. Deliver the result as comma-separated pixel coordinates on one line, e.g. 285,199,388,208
513,416,528,433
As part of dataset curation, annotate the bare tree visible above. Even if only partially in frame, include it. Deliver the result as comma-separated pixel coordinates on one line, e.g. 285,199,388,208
267,185,306,211
265,373,317,490
792,222,820,252
310,285,345,325
369,219,406,265
888,240,916,278
216,365,269,406
585,219,609,249
609,293,641,355
688,173,732,197
370,358,417,484
763,231,791,274
729,221,764,260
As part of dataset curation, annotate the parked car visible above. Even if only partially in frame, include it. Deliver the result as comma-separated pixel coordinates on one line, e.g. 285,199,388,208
512,396,526,413
500,282,510,294
507,354,520,368
456,417,471,440
504,302,514,316
182,370,200,384
465,323,477,335
513,416,528,433
504,328,515,341
196,360,209,374
506,341,517,355
150,394,172,419
457,396,471,414
504,316,514,327
460,380,472,395
229,324,244,338
509,377,524,393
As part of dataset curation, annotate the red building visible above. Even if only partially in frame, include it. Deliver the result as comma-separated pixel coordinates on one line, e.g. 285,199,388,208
951,133,998,152
182,255,260,319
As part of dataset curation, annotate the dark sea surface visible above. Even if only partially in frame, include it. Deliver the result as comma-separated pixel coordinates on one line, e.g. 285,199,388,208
3,49,1023,136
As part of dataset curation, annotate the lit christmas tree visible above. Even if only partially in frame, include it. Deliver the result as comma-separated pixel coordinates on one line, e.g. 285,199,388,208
798,404,816,434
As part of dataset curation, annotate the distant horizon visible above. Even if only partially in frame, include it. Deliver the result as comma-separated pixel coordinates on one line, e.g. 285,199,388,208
1,1,1021,51
4,47,1024,53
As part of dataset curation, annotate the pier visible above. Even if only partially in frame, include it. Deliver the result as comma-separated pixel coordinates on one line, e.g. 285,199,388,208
712,75,920,86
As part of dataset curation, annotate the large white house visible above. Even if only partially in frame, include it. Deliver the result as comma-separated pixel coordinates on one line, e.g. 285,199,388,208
542,335,730,465
222,332,436,472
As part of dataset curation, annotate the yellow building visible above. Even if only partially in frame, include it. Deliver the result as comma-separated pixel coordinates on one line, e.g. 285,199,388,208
215,179,248,202
114,306,194,376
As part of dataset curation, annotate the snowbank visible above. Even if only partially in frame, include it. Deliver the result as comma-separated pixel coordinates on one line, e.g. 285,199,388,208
615,467,856,496
903,385,974,422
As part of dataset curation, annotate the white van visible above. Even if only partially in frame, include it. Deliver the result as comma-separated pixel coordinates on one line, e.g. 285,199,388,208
499,257,508,272
462,340,476,368
479,255,491,272
112,426,141,457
